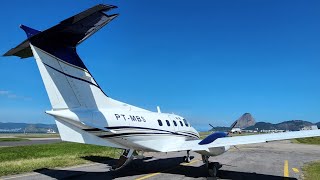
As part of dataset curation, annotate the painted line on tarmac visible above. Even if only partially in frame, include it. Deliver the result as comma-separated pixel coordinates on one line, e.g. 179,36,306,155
284,160,289,177
135,159,200,180
292,168,299,173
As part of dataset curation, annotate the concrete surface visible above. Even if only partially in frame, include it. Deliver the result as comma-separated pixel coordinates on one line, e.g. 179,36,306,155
1,140,320,180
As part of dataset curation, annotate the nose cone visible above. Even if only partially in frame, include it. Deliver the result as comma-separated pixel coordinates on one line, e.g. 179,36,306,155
191,127,200,139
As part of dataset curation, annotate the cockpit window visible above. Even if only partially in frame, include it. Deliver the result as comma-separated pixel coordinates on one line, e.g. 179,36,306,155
180,121,183,126
158,120,163,126
183,119,189,127
166,120,170,126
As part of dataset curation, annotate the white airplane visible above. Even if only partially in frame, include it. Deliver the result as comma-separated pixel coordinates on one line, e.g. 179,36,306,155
4,4,320,177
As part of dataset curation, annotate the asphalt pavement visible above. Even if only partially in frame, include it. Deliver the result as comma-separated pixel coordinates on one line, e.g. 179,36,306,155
2,140,320,180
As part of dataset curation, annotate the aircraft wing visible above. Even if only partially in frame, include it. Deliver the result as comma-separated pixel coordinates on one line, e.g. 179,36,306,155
166,130,320,152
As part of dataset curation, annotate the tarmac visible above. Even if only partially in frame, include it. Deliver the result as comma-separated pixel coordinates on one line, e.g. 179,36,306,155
1,140,320,180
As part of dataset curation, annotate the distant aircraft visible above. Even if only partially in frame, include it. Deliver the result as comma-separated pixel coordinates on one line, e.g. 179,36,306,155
4,4,320,177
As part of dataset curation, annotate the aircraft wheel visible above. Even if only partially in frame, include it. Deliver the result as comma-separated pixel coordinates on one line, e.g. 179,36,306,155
208,162,219,177
183,156,191,163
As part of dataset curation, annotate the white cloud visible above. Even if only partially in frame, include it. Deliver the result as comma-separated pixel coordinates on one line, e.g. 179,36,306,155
8,94,18,99
0,91,9,95
0,90,32,101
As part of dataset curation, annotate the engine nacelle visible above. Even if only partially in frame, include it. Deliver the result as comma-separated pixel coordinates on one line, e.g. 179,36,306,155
199,132,227,145
197,131,229,156
196,146,230,156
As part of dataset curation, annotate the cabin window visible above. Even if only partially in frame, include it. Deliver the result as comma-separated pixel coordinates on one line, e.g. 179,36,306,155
158,120,163,126
173,120,177,126
166,120,170,126
183,119,189,127
180,121,183,126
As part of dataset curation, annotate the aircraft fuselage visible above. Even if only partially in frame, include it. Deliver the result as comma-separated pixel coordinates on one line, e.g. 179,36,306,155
46,108,200,152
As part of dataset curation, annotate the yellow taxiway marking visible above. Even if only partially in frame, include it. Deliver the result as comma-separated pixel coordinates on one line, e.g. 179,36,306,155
284,160,289,177
292,168,299,173
135,160,200,180
135,172,162,180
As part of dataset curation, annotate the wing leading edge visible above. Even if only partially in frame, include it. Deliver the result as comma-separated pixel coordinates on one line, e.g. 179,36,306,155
165,130,320,152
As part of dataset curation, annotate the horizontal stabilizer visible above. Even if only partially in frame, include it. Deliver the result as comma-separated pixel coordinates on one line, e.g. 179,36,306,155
3,4,118,58
3,40,32,58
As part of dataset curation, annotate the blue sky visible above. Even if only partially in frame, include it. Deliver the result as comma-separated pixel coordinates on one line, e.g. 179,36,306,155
0,0,320,131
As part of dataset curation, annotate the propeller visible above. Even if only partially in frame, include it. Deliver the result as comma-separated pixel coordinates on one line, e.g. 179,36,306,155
228,120,241,151
227,120,239,136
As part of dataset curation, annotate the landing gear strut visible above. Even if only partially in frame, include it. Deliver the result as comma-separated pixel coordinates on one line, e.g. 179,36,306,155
183,150,191,163
111,149,134,171
202,155,222,177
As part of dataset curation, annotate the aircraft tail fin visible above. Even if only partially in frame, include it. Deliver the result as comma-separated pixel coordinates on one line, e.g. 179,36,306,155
4,4,118,59
4,4,147,112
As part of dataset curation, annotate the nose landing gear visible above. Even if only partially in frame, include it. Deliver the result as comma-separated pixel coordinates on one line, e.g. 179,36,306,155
183,150,191,163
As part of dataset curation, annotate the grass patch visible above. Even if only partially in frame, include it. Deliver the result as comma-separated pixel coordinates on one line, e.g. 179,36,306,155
199,132,211,139
0,142,120,176
303,161,320,180
15,134,60,138
0,138,29,142
293,137,320,145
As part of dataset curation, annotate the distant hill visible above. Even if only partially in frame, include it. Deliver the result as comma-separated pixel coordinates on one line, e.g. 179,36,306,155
233,113,256,129
245,122,276,130
209,113,256,131
0,122,58,133
316,122,320,128
245,120,315,131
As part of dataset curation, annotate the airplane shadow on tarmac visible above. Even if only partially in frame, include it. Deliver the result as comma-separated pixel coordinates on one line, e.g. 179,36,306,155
34,156,297,180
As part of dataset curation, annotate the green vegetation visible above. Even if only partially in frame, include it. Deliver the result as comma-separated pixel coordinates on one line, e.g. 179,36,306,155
0,133,60,138
293,137,320,145
0,138,29,142
0,142,120,176
303,161,320,180
15,133,60,138
199,132,211,139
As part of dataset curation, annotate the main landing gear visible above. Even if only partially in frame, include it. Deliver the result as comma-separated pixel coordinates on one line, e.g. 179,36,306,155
202,155,222,177
111,149,134,171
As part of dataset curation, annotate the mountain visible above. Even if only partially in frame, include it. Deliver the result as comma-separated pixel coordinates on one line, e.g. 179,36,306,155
245,120,315,131
233,113,256,129
0,122,58,133
316,122,320,128
276,120,314,131
245,122,276,130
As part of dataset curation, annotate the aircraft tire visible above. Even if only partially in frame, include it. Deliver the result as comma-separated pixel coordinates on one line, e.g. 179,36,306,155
208,162,219,177
183,156,191,163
